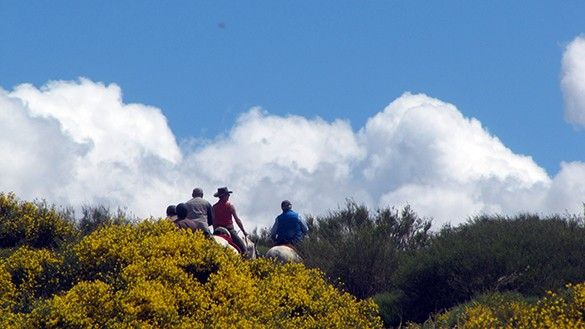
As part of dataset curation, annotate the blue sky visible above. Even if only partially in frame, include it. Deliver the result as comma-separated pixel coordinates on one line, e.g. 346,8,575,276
1,2,584,227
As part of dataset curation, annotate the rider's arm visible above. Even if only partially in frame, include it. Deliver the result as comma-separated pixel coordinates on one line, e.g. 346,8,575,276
270,218,279,241
207,203,214,226
231,204,247,236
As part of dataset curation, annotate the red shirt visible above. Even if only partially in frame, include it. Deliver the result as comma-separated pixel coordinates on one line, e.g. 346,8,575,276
212,200,234,229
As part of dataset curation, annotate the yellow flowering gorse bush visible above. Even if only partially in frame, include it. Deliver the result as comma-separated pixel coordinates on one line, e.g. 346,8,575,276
1,219,382,328
0,192,77,249
408,283,585,328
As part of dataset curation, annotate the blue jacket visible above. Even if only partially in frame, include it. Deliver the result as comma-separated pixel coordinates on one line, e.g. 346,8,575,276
270,210,309,244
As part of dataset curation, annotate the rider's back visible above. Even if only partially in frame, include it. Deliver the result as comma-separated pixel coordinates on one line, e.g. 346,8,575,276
274,210,304,244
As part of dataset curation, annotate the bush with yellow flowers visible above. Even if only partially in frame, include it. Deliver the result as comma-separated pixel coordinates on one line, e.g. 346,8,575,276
0,218,382,328
0,193,78,250
407,283,585,328
2,247,64,311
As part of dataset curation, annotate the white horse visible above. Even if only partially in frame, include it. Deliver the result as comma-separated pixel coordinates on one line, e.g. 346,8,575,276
212,235,239,255
265,245,302,263
212,227,257,259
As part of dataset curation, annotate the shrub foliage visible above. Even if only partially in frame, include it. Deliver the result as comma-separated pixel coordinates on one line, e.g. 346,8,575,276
299,202,432,299
0,195,382,328
4,192,585,328
393,214,585,324
0,193,78,250
408,282,585,328
254,202,585,327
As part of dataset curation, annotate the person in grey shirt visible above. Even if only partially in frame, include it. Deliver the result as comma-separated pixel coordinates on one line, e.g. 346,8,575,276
184,187,214,236
174,203,210,237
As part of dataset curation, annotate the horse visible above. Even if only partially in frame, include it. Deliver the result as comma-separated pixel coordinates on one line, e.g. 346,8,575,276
264,244,302,263
212,227,257,259
212,235,239,255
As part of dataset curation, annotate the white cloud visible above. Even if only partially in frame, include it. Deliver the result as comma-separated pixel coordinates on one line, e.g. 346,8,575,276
562,35,585,127
2,79,182,216
362,93,551,223
178,108,366,225
543,162,585,214
1,78,583,230
0,89,86,200
11,79,181,164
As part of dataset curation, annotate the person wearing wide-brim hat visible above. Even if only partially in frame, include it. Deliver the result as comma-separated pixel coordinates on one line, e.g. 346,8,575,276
212,187,248,254
213,187,232,197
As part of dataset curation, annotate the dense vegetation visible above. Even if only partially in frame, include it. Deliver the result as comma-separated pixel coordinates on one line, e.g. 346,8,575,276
0,193,381,328
255,202,585,327
255,203,432,299
407,283,585,328
391,213,585,325
3,191,585,328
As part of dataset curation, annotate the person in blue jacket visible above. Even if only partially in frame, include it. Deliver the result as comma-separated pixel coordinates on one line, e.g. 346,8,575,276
270,200,308,246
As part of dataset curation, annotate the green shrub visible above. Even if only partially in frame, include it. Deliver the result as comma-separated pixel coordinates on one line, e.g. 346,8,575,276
298,202,431,299
408,283,585,328
393,213,585,324
372,290,405,326
77,204,132,236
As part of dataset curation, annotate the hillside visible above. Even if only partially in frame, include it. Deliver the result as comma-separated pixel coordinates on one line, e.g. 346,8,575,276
3,192,585,328
0,193,381,328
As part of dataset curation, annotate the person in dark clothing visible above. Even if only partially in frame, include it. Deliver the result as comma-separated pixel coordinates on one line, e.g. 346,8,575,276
270,200,308,246
173,203,210,237
166,205,177,221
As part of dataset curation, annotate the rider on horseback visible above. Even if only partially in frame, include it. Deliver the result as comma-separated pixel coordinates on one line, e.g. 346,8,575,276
270,200,308,246
173,203,211,237
211,187,249,254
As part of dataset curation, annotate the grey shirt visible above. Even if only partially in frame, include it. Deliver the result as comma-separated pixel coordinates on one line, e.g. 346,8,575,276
185,197,214,226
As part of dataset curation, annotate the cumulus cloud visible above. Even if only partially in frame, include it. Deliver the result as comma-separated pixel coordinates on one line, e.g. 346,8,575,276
544,162,585,214
562,35,585,127
1,78,583,230
2,79,182,216
179,109,367,224
361,93,551,222
0,89,86,200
